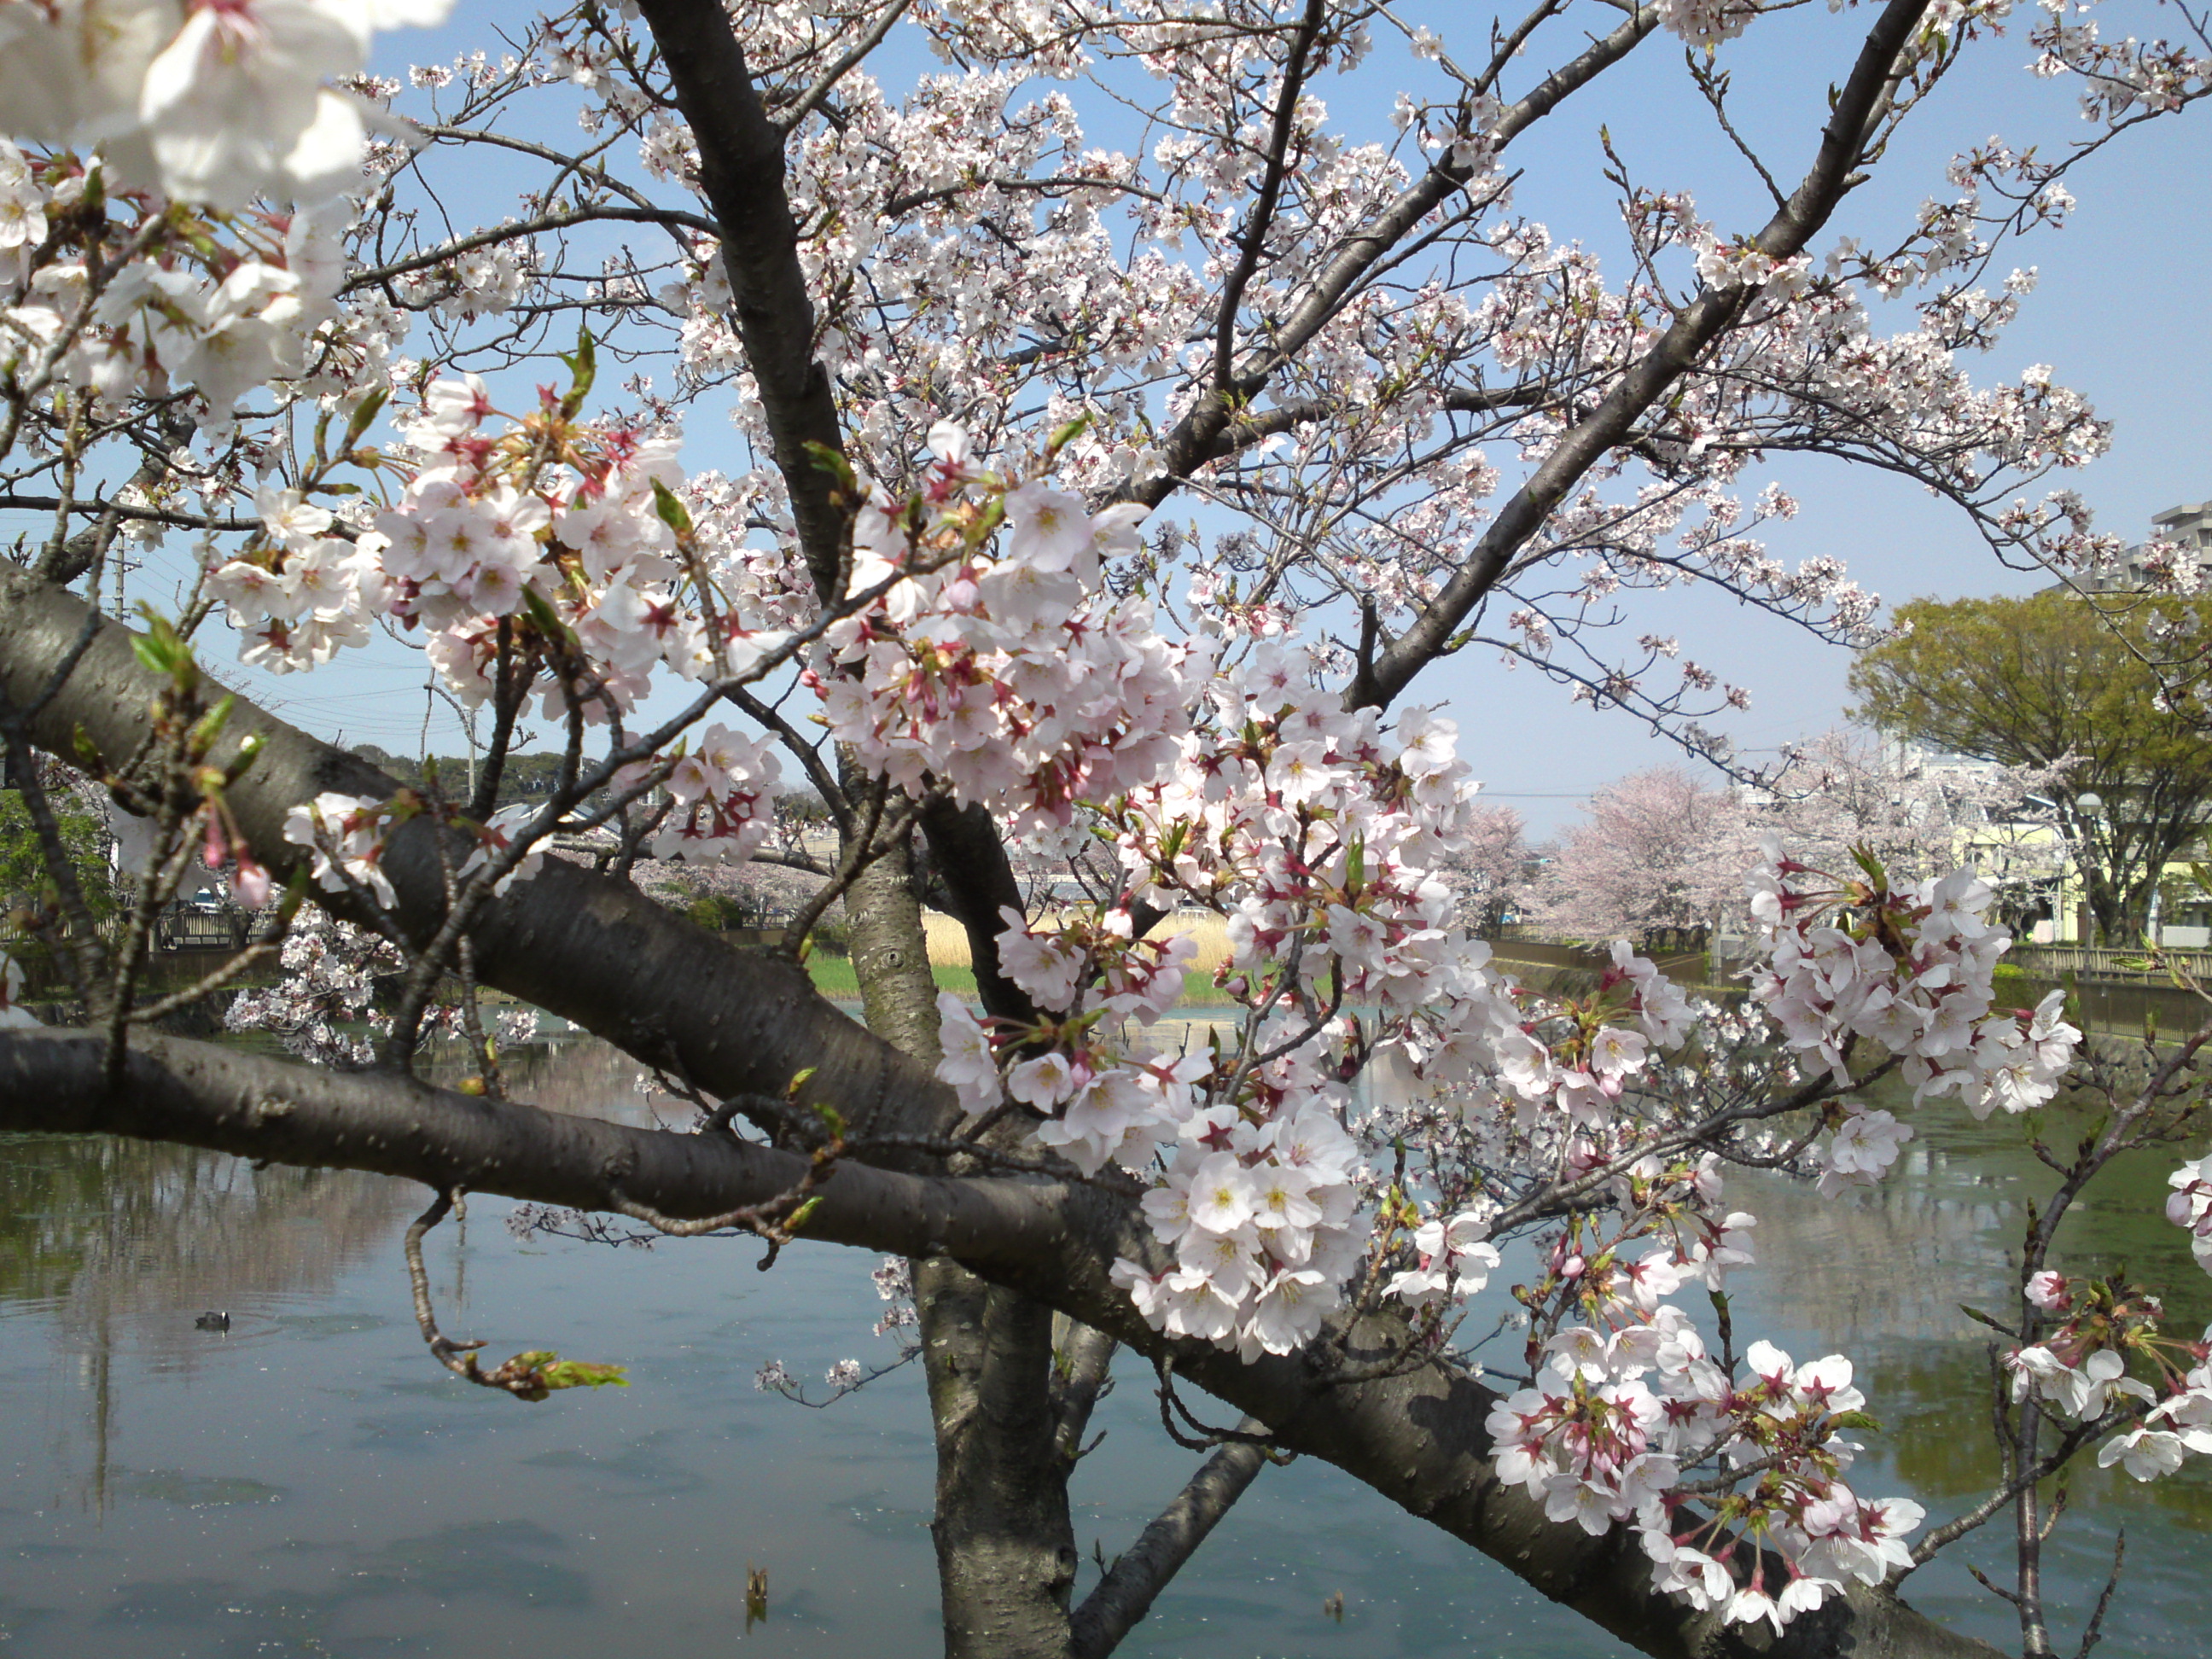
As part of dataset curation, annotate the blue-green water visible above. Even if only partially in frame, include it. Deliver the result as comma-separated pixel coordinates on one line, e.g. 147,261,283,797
0,1037,2205,1656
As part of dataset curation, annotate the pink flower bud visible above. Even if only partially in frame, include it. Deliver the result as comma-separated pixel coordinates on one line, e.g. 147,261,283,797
232,856,271,910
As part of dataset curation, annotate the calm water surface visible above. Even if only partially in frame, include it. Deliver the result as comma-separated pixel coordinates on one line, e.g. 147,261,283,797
1,1033,2206,1657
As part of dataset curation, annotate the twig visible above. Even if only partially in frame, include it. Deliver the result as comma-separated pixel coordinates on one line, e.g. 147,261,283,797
2073,1528,2126,1659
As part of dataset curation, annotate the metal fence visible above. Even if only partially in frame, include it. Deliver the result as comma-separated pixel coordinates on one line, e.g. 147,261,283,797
2008,944,2212,983
5,902,258,961
153,905,256,952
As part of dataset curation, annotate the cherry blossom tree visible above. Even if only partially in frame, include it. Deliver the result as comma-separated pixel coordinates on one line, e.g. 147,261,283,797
1525,765,1749,942
1524,733,2066,944
1447,800,1530,936
1757,727,2069,927
3,3,2212,1658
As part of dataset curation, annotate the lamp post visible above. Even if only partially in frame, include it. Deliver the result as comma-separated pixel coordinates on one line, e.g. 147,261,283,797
2073,792,2105,945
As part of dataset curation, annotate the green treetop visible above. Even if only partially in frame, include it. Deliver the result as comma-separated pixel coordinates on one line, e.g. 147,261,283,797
1849,589,2212,942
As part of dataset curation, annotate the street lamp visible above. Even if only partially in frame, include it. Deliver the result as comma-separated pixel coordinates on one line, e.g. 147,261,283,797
2073,793,2105,946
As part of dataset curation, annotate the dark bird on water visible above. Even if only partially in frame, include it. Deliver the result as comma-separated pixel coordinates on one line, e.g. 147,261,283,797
194,1311,231,1331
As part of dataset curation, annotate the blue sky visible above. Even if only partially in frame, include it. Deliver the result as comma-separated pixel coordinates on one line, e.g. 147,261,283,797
133,1,2212,834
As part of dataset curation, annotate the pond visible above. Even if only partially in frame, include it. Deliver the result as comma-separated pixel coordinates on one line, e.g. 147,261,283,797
0,1033,2205,1657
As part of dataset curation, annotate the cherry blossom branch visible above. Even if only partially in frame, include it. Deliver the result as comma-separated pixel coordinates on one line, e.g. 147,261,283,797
1365,0,1936,708
404,1186,629,1400
919,795,1041,1025
2073,1528,2126,1659
1050,1314,1120,1462
0,1027,2004,1659
770,0,913,136
725,684,848,827
1907,1411,2128,1567
4,497,258,537
1130,6,1663,511
632,0,849,598
343,204,719,291
1209,0,1329,394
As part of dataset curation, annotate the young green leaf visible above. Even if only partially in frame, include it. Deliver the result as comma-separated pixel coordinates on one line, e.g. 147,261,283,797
558,322,597,418
651,477,694,537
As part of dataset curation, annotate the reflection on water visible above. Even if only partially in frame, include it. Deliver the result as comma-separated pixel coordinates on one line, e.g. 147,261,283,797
1732,1082,2212,1541
0,1141,408,1363
0,1042,2206,1657
0,1138,411,1531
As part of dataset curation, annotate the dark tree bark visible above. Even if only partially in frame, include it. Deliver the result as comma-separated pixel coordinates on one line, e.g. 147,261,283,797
1068,1424,1271,1659
917,1266,1080,1659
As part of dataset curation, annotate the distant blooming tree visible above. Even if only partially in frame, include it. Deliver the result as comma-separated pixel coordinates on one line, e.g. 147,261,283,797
1526,766,1749,942
1759,728,2069,924
6,3,2212,1657
1531,735,2066,945
1447,800,1529,936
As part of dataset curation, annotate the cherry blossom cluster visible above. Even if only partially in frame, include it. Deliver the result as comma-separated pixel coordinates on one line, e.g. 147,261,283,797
1443,1125,1928,1627
929,661,1514,1357
2167,1152,2212,1272
283,788,543,908
649,723,784,864
910,635,2023,1631
2003,1263,2212,1486
2032,0,2212,124
223,907,532,1066
933,662,1706,1370
1745,839,2081,1128
753,1256,922,1405
934,934,1205,1182
2029,1167,2212,1481
1106,1102,1366,1359
0,0,453,208
187,357,777,710
809,422,1208,835
0,148,352,422
1483,945,1698,1126
364,375,749,710
207,486,385,671
285,791,405,907
225,908,396,1067
1491,1325,1921,1631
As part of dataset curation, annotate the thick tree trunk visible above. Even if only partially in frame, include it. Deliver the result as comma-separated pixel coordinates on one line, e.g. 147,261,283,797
835,771,1083,1658
836,771,947,1132
917,1264,1080,1659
